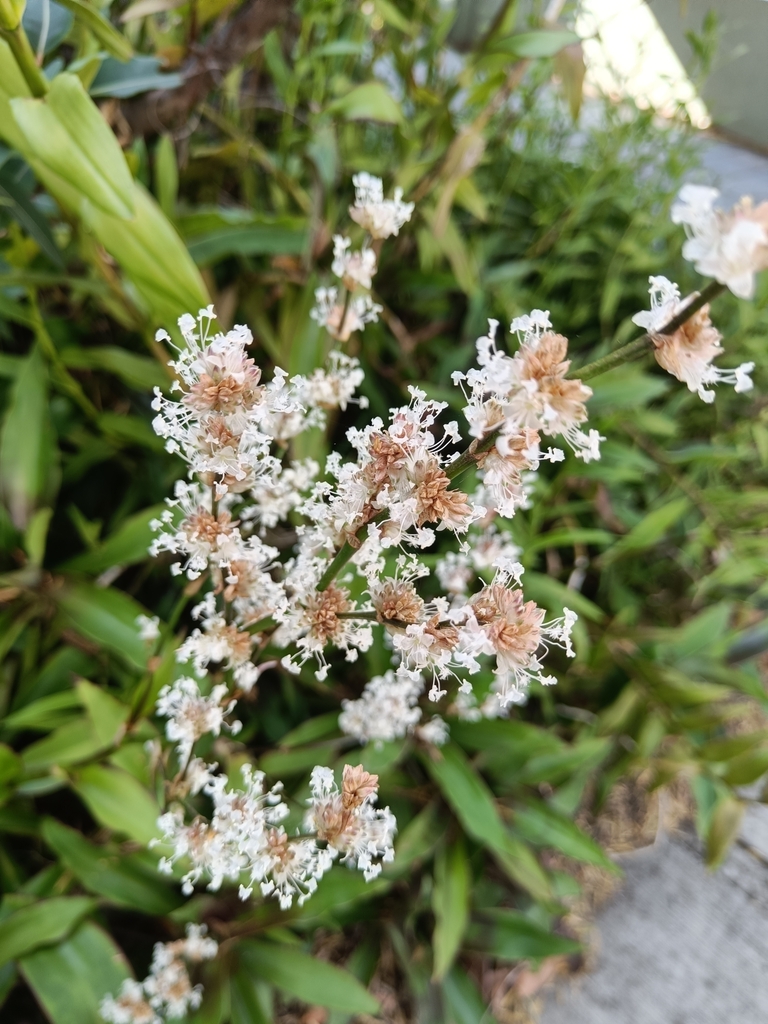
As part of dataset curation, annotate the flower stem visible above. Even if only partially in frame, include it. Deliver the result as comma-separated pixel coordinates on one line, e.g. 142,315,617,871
1,24,49,97
570,279,726,382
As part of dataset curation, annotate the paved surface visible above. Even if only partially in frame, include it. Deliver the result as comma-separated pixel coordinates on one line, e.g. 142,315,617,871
540,805,768,1024
699,137,768,206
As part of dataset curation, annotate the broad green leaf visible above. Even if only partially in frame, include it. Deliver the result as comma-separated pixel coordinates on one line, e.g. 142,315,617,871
2,691,81,733
56,583,148,669
82,183,209,325
55,0,133,59
61,504,165,573
186,223,308,267
432,840,470,980
41,819,183,914
515,738,611,787
76,679,129,747
60,347,168,391
421,745,550,899
0,40,31,151
326,82,403,123
522,571,606,623
90,56,182,98
19,921,130,1024
71,764,160,845
467,909,580,961
22,0,73,52
21,716,106,772
705,795,744,869
0,342,56,529
513,801,619,872
239,941,379,1015
721,746,768,787
10,74,135,219
0,897,95,967
496,29,580,59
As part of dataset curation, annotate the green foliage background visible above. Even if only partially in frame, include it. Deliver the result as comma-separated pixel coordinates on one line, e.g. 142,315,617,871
0,0,767,1020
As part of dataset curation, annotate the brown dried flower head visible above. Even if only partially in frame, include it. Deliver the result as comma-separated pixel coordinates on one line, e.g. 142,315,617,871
373,579,425,625
305,584,352,645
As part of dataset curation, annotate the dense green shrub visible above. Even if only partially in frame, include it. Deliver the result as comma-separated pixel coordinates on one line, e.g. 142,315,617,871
0,1,767,1021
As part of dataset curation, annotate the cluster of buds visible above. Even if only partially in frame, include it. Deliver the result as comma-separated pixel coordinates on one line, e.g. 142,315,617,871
115,174,762,1024
100,925,218,1024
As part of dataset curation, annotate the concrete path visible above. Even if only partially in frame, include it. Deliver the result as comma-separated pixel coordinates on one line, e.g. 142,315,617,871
700,137,768,206
540,804,768,1024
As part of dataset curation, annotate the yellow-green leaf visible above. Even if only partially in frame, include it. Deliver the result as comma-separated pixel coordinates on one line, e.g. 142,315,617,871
10,74,135,219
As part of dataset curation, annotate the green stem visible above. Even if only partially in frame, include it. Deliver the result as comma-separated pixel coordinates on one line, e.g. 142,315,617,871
570,280,726,382
1,24,49,97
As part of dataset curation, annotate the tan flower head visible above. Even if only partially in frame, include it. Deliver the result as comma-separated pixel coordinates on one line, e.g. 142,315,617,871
305,584,352,646
372,579,424,625
341,764,379,809
412,458,473,530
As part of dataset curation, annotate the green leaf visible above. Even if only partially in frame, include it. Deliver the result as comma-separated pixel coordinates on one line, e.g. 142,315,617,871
10,74,135,219
467,909,580,961
496,29,580,59
90,55,182,98
421,745,550,899
0,342,56,529
721,746,768,787
61,504,164,573
0,163,62,266
2,691,81,734
705,795,744,869
605,497,690,561
20,717,107,772
290,865,390,922
54,0,133,60
71,764,160,845
0,897,96,967
432,840,470,980
19,921,130,1024
326,82,403,123
230,965,271,1024
22,0,73,53
513,801,619,872
75,679,129,747
155,134,178,218
60,346,168,391
56,583,148,669
186,222,308,267
41,819,183,914
442,968,488,1024
239,941,380,1014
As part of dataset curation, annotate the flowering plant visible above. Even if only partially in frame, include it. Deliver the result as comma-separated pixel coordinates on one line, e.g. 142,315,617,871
98,174,761,1019
1,1,767,1020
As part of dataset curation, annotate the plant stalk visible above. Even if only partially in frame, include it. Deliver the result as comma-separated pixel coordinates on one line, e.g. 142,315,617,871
1,23,49,96
570,280,726,382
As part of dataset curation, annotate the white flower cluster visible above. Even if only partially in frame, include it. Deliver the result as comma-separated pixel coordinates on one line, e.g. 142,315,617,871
633,275,754,403
310,172,413,338
140,175,607,942
155,761,394,910
672,184,768,300
100,925,217,1024
453,313,603,486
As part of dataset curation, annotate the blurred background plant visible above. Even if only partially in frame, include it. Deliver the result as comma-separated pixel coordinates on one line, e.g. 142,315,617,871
0,0,767,1021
